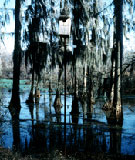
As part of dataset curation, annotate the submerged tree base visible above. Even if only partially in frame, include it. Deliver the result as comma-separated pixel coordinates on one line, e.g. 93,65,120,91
102,100,123,126
80,92,95,106
9,97,21,110
25,91,34,104
102,101,113,110
102,101,121,111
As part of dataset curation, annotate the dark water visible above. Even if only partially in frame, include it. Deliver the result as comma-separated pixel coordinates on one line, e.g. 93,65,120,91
0,88,135,157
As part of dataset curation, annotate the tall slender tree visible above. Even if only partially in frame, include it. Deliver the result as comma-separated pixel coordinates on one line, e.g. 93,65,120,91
113,0,123,109
10,0,22,106
103,0,123,110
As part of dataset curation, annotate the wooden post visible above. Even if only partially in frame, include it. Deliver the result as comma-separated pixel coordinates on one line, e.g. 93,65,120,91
64,37,67,125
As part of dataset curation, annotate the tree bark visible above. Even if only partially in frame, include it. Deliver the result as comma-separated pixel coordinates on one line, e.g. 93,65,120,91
10,0,22,105
103,0,123,111
113,0,123,109
83,64,87,93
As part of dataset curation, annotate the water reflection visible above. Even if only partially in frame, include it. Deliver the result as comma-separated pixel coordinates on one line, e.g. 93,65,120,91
28,104,34,120
28,103,34,127
0,90,135,157
35,103,39,122
81,98,93,124
53,89,62,123
8,103,21,152
104,107,123,154
71,94,79,124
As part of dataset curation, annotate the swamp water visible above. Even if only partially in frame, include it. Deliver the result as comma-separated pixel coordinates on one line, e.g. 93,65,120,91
0,79,135,158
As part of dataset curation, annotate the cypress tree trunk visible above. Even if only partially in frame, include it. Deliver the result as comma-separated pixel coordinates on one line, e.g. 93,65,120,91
72,0,79,97
110,39,116,105
26,59,35,104
83,64,87,93
110,59,115,104
113,0,123,109
10,0,22,105
103,0,123,111
29,67,35,102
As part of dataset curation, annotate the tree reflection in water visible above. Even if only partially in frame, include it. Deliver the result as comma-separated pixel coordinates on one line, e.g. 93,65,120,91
8,101,21,152
53,89,62,123
71,94,79,124
7,94,125,158
28,103,34,127
105,106,123,154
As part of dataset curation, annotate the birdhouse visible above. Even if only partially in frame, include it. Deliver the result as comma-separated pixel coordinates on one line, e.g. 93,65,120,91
59,16,71,38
